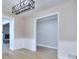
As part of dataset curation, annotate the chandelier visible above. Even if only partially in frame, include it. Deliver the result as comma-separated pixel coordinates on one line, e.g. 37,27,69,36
12,0,35,15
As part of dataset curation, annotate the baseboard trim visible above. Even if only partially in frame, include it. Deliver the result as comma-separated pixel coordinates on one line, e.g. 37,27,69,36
58,57,67,59
58,56,69,59
37,44,57,49
10,47,15,51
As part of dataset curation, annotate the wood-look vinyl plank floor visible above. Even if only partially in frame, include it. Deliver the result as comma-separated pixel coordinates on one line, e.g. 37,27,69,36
2,43,58,59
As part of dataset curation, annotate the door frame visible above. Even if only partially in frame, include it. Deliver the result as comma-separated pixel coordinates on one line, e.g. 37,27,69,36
2,16,14,50
34,12,60,51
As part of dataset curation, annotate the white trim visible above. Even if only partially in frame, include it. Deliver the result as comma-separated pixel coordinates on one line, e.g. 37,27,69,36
23,38,36,51
37,44,57,50
58,40,77,59
14,38,24,50
35,12,59,20
57,12,60,58
10,19,14,50
2,16,15,50
9,47,15,51
14,38,36,51
58,56,68,59
34,12,60,52
2,15,13,20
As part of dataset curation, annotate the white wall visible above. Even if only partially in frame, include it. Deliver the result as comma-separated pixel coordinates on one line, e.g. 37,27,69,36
2,0,77,59
58,40,77,59
14,38,36,51
37,15,58,49
23,0,77,59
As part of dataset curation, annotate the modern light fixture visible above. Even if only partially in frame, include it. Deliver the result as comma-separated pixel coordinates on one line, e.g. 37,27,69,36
12,0,35,15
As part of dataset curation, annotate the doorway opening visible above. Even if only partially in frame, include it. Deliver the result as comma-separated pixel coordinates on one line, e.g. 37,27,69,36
3,23,10,48
2,17,14,51
35,12,59,58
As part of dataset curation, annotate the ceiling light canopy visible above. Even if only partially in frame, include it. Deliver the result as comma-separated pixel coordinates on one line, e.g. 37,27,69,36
12,0,35,15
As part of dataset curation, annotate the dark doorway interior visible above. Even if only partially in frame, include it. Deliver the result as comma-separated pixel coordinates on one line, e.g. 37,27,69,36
3,23,10,48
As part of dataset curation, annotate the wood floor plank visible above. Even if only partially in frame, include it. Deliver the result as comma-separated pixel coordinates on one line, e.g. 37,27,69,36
2,44,58,59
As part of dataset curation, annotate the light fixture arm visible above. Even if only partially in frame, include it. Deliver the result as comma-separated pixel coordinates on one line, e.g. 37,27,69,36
12,0,35,15
20,0,21,6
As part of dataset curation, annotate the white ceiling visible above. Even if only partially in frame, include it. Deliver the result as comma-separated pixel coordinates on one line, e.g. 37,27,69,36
2,0,71,16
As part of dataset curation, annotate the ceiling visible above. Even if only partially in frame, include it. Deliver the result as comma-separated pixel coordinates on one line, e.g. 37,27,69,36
2,0,71,17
